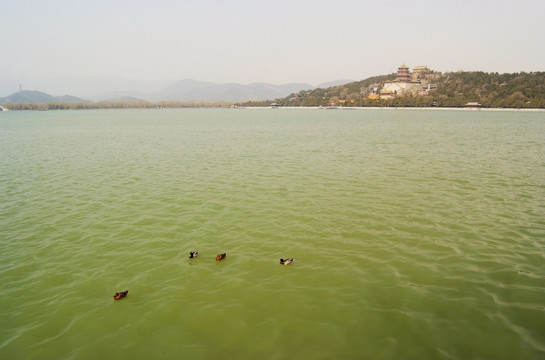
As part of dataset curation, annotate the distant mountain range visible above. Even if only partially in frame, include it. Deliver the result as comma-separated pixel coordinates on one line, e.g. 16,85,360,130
0,77,354,103
147,80,317,102
0,91,88,104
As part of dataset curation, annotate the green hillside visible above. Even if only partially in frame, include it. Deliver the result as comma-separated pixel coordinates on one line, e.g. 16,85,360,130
241,71,545,109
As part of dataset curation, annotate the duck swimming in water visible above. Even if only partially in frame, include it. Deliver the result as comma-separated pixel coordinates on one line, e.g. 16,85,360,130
189,250,199,258
113,290,129,300
216,253,226,261
280,258,294,265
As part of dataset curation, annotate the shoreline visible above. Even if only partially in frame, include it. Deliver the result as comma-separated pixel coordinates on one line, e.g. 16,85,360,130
240,106,545,112
2,106,545,112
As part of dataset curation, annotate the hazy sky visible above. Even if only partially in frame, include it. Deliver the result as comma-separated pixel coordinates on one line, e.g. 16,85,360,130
2,0,544,85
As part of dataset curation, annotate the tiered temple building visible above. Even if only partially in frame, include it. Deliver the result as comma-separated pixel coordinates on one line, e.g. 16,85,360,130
381,64,422,96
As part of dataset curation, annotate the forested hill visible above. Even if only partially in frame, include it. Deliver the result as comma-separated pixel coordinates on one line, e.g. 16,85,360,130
241,71,545,108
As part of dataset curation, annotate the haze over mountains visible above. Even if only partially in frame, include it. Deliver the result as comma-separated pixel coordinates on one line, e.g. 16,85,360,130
0,91,87,104
0,77,353,103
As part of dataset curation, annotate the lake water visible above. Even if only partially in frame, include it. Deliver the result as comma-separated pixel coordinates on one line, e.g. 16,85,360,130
1,108,544,359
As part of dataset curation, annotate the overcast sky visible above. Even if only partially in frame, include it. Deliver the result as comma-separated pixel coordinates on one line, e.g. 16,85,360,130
1,0,544,86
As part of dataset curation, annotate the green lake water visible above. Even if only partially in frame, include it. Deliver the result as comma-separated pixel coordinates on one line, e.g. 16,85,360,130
1,108,544,359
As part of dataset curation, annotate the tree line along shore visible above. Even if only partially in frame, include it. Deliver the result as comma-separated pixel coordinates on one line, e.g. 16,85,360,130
0,100,232,111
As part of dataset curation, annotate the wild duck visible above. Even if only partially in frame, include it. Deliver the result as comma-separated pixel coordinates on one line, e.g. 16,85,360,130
216,253,226,261
280,258,294,265
189,250,199,258
113,290,129,300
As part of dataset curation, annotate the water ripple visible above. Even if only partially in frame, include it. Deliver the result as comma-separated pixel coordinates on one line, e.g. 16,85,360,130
1,109,544,359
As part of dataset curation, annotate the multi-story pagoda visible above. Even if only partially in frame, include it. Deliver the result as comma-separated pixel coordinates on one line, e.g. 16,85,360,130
396,64,411,82
381,64,421,96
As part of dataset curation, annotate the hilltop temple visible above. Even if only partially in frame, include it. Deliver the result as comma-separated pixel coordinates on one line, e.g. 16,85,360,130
381,64,422,96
